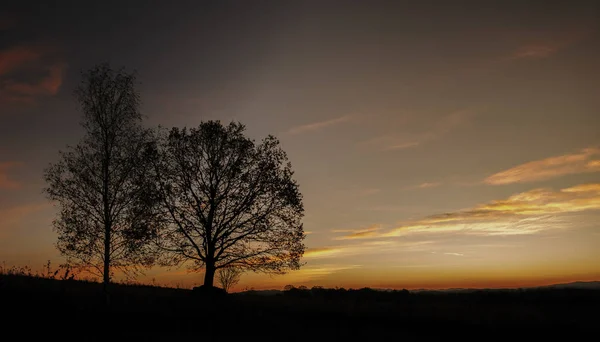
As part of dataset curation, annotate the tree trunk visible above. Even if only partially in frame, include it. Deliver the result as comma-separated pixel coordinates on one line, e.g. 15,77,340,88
102,137,111,306
204,262,216,287
103,220,111,306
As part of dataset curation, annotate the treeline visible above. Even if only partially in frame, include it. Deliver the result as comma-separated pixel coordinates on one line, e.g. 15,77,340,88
281,285,410,300
278,283,600,305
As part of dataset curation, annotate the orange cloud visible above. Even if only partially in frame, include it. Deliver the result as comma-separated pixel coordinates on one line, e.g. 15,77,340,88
304,247,345,259
511,45,558,59
444,252,464,256
360,188,381,196
506,27,591,61
0,203,51,236
3,63,66,96
384,183,600,237
359,109,475,151
338,183,600,239
0,161,22,189
358,135,420,151
0,46,42,76
0,44,66,105
333,224,380,240
417,182,441,189
304,240,433,260
282,264,361,283
485,147,600,185
286,115,352,135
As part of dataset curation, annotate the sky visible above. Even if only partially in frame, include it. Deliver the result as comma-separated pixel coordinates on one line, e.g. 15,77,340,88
1,0,599,291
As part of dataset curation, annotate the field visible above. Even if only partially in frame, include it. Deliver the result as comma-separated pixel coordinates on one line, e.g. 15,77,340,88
1,274,598,340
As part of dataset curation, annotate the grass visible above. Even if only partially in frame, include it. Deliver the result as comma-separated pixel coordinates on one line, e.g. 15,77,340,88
1,270,598,340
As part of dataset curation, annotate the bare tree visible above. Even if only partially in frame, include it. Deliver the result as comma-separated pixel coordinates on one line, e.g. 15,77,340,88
152,121,305,287
44,64,160,297
217,267,242,292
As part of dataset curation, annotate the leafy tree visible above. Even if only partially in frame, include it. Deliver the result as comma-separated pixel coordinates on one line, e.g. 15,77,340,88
152,121,305,287
44,64,160,296
217,266,242,293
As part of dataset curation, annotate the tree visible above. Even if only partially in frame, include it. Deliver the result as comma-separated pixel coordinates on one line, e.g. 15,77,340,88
217,267,242,293
152,121,305,287
44,64,160,297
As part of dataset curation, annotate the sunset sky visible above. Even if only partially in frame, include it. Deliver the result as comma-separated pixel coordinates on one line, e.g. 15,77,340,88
1,1,599,291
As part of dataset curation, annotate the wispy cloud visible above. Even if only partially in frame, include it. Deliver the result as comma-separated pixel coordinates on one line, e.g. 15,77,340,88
359,109,475,151
505,27,591,61
304,247,345,259
360,188,381,196
0,44,66,105
304,240,434,260
359,136,420,151
417,182,441,189
0,161,22,189
386,183,600,237
0,203,51,237
285,264,361,283
444,252,464,257
0,46,42,75
286,115,352,135
485,147,600,185
333,224,381,240
511,45,558,59
340,183,600,239
4,63,65,96
392,264,435,268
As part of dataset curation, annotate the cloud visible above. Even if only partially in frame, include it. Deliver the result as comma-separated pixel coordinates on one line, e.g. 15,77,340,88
285,264,361,282
0,161,22,189
0,46,42,76
341,183,600,239
360,188,381,196
444,252,464,257
303,247,346,259
333,224,381,240
304,240,434,260
417,182,441,189
358,136,419,151
0,203,51,238
385,183,600,237
3,63,66,96
359,109,475,151
286,115,352,135
511,45,558,59
485,147,600,185
505,27,591,61
0,44,66,105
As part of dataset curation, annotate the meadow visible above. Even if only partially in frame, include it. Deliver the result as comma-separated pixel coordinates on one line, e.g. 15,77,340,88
1,269,597,340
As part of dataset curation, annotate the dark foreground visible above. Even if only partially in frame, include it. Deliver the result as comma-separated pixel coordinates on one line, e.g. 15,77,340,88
1,275,598,340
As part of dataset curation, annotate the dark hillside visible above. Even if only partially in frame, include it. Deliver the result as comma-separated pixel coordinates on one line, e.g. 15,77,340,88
1,274,598,340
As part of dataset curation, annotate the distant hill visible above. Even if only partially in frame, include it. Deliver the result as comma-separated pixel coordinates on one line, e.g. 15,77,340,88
403,281,600,293
539,281,600,290
238,281,600,295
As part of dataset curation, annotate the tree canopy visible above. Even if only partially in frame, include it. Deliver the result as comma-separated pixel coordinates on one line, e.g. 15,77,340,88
44,64,160,290
151,121,305,287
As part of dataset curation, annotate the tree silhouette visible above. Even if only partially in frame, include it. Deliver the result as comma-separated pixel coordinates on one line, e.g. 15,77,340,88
151,121,305,287
44,64,160,299
217,267,242,293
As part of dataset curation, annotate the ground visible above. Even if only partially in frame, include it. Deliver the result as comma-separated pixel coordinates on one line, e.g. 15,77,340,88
1,274,597,340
